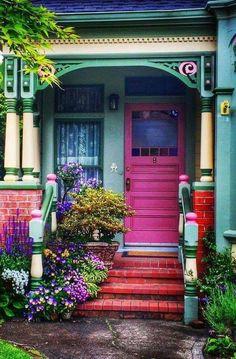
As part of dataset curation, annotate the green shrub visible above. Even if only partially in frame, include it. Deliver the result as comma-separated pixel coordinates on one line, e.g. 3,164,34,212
0,278,26,322
59,187,134,243
203,284,236,336
198,230,236,295
79,255,108,298
205,336,236,358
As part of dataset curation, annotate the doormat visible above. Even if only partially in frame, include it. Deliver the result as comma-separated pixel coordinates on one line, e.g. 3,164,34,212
122,251,177,258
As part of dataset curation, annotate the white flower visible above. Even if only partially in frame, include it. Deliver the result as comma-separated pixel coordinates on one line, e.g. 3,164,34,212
1,269,29,295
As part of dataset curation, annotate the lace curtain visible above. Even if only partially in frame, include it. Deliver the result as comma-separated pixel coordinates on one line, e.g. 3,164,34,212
57,120,101,181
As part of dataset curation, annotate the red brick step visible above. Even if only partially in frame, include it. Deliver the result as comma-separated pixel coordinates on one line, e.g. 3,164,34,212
75,299,184,320
113,253,181,269
75,253,184,321
99,283,184,296
107,268,183,284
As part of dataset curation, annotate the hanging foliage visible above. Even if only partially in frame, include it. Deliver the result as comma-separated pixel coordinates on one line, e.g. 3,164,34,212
0,0,79,85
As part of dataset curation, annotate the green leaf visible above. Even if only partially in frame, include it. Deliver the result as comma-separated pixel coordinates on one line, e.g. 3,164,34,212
3,307,15,318
12,301,25,309
0,295,10,308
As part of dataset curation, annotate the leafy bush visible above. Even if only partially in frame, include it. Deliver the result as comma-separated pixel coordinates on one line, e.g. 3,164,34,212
203,284,236,336
59,187,134,243
205,336,236,358
198,230,236,295
79,252,108,298
0,277,26,322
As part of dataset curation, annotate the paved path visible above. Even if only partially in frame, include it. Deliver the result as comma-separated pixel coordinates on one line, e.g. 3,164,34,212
0,318,207,359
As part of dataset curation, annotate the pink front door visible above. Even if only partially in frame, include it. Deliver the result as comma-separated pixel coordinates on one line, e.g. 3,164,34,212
125,104,184,245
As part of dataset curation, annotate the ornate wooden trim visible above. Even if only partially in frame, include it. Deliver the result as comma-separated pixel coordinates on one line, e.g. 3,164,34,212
48,36,216,45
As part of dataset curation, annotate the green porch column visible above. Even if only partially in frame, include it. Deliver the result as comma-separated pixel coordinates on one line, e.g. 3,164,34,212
33,112,40,182
22,98,35,181
4,98,20,181
200,97,213,182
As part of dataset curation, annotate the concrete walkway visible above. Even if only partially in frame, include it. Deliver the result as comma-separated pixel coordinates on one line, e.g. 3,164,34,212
0,318,207,359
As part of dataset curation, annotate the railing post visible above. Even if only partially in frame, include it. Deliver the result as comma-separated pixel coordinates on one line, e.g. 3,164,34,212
178,174,190,261
184,212,198,324
29,210,44,290
46,174,58,233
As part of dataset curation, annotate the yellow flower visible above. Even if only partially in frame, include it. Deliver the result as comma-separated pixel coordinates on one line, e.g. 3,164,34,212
62,249,69,258
44,249,52,257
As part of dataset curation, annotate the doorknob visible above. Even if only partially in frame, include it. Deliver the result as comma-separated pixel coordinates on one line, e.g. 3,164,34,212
126,178,131,191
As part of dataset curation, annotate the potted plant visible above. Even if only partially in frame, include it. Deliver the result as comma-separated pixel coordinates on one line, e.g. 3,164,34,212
57,162,84,202
58,187,134,268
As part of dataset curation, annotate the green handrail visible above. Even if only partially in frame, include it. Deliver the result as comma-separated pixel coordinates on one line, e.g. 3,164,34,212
30,174,58,290
178,175,199,325
181,187,192,220
41,185,54,226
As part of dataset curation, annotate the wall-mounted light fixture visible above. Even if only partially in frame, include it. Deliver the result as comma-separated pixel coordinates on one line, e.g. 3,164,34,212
109,93,119,111
220,100,230,116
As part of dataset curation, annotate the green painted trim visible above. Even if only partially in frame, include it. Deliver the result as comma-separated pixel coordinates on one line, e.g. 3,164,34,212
21,61,35,99
192,181,215,190
47,51,216,60
22,167,34,175
33,172,40,178
213,87,234,95
33,113,40,127
37,57,201,91
6,98,17,113
31,277,42,291
4,58,18,98
223,230,236,243
32,242,43,254
56,9,214,25
201,97,212,112
0,181,42,189
207,0,236,10
5,167,18,175
201,168,212,176
23,98,34,113
184,245,197,258
51,202,57,212
185,281,197,296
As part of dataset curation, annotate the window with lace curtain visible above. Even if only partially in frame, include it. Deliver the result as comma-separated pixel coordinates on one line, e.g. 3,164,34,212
56,119,103,195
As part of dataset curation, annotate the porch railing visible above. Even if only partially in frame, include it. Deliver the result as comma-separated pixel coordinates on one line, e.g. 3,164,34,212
29,174,58,290
178,174,199,324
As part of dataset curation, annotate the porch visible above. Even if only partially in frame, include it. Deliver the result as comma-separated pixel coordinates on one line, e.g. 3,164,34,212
0,43,222,325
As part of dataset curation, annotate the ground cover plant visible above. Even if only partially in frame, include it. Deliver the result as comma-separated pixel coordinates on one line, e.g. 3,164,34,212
0,339,33,359
25,242,107,321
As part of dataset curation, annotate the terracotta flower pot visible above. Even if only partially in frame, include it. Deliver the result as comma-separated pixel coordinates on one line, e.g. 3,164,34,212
83,241,119,269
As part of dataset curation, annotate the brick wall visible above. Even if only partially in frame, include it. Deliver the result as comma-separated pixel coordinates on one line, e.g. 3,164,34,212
192,189,214,276
0,189,43,234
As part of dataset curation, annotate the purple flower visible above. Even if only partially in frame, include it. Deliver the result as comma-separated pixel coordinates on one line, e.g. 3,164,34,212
217,284,227,293
199,296,208,304
56,201,72,221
